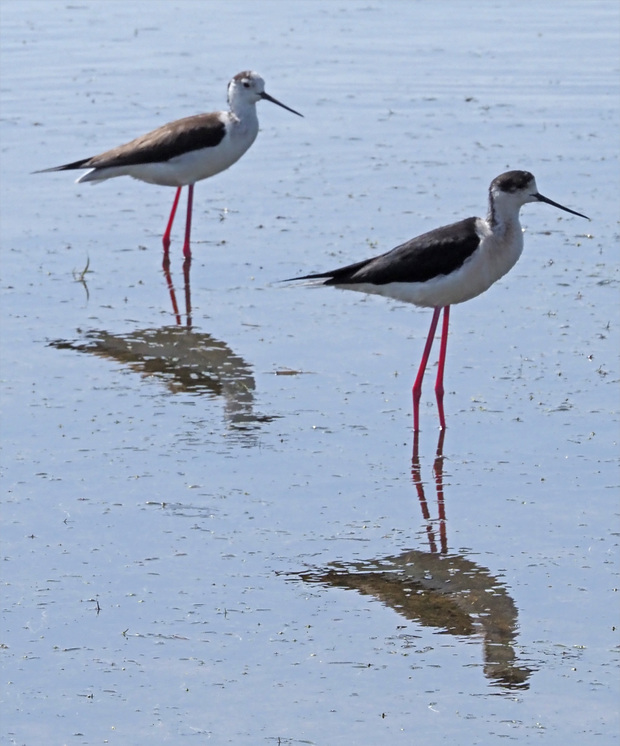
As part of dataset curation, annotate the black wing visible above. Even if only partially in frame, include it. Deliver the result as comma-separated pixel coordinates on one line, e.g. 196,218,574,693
291,217,481,286
36,113,227,173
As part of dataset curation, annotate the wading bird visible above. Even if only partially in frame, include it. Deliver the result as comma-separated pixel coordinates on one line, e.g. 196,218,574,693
287,170,589,430
36,71,302,264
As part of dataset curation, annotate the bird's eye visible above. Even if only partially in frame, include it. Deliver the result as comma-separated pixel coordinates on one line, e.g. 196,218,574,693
243,81,250,88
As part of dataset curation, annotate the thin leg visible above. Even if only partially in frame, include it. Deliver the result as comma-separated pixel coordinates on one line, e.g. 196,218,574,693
162,186,182,263
412,307,441,432
182,184,194,261
434,306,450,430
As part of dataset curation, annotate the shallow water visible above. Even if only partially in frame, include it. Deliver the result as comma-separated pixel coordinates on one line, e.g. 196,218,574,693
1,1,619,744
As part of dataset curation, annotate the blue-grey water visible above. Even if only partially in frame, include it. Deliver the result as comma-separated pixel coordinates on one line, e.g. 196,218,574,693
1,1,619,744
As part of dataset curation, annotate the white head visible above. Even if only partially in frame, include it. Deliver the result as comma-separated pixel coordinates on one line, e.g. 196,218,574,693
227,71,303,117
488,170,589,224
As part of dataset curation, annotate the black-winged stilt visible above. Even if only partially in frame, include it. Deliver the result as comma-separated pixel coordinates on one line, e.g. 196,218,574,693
36,71,302,264
287,170,589,430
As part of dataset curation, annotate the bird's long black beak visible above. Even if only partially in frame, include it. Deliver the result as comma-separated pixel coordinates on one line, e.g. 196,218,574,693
534,192,590,220
261,91,303,117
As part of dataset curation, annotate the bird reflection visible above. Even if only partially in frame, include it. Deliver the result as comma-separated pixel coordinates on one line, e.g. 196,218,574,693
291,432,532,689
163,258,192,326
49,326,274,433
412,430,448,555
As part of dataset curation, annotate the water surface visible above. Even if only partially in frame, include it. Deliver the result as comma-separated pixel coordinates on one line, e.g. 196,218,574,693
1,2,618,744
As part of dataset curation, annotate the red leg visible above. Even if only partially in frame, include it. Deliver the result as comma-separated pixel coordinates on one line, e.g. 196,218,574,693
182,184,194,261
412,307,441,432
434,306,450,430
162,186,182,263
